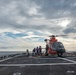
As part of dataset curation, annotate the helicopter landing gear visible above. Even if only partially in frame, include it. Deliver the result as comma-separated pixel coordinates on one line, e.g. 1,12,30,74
57,52,63,57
45,53,48,56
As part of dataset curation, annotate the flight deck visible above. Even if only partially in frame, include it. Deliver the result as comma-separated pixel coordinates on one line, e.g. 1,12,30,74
0,54,76,75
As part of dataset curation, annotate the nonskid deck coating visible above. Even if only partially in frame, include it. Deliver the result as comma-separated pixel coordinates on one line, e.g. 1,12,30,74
0,57,71,64
0,55,76,75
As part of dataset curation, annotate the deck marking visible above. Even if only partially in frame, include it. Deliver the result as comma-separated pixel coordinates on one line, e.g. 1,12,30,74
0,63,76,66
0,55,22,63
32,57,59,59
66,57,76,58
0,57,13,62
67,71,75,74
59,57,76,63
13,72,21,75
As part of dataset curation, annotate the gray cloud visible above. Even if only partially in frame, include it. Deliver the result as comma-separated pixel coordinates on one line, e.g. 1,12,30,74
0,0,76,51
0,0,76,35
64,20,76,34
31,0,76,18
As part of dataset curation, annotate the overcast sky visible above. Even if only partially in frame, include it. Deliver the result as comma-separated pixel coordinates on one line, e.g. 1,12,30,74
0,0,76,51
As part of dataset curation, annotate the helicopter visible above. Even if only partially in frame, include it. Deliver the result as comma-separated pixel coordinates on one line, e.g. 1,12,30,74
44,35,66,57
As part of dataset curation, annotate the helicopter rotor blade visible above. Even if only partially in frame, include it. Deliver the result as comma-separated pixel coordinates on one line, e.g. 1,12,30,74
56,35,68,37
49,35,68,37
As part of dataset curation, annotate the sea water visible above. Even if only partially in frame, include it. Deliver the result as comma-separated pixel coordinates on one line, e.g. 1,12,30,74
0,49,26,57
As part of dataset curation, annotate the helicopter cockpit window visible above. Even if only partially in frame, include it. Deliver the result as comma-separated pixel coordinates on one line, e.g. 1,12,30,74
60,43,63,46
52,42,64,49
54,42,63,47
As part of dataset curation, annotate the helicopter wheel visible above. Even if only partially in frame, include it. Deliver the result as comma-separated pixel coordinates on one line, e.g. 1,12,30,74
57,53,63,57
45,53,48,56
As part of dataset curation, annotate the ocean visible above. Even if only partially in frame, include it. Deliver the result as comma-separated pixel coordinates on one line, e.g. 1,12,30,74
0,51,25,57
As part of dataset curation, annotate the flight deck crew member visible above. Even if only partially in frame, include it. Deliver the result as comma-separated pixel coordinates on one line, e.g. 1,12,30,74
45,45,48,56
26,49,29,56
38,46,42,55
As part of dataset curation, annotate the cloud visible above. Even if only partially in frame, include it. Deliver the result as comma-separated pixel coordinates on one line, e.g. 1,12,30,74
0,0,76,51
0,0,73,32
63,19,76,34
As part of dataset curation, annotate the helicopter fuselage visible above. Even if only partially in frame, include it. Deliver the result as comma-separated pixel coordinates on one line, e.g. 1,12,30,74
45,36,66,57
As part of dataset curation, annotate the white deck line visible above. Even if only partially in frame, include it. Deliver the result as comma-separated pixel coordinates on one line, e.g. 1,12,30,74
0,63,76,66
66,57,76,58
58,57,76,63
32,57,59,59
0,55,21,63
0,57,13,62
